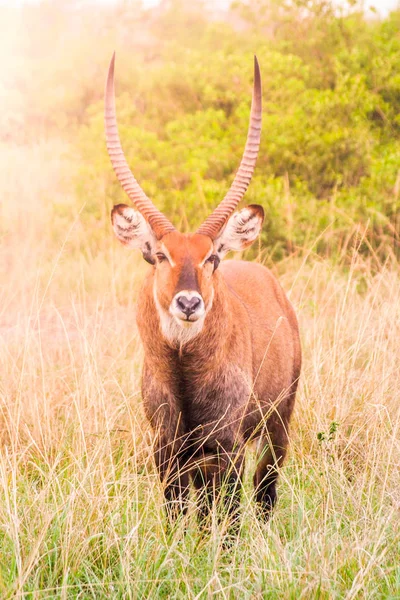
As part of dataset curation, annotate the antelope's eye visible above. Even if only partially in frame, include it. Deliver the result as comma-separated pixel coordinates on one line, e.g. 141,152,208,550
155,253,167,263
205,254,220,271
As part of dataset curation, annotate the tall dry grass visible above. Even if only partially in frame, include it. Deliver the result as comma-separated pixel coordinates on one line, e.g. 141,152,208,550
0,142,399,598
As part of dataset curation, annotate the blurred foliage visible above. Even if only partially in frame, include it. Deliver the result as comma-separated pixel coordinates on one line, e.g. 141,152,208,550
1,0,399,259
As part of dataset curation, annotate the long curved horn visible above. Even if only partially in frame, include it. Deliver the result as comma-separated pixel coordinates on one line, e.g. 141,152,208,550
105,53,175,239
197,56,262,240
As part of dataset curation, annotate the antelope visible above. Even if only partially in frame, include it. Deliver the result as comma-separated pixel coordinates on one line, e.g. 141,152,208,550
105,53,301,523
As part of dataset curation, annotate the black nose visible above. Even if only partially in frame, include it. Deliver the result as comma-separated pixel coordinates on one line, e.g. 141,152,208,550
176,295,202,317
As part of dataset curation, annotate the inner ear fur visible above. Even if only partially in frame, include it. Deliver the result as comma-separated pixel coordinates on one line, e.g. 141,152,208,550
213,204,264,257
111,204,156,264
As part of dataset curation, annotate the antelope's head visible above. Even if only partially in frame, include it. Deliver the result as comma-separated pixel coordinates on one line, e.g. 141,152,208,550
105,54,264,343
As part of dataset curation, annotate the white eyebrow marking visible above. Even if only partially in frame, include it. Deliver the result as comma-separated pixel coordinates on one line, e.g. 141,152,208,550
160,243,176,266
199,248,214,266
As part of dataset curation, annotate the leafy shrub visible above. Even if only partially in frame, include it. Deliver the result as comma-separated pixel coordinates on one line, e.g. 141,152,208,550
3,0,399,259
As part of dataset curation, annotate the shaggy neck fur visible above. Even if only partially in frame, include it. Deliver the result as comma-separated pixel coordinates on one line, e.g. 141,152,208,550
137,271,233,379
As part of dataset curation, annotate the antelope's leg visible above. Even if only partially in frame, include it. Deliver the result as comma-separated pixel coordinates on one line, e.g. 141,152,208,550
253,403,294,516
253,435,287,516
154,434,190,522
254,378,298,518
142,365,191,522
192,448,245,526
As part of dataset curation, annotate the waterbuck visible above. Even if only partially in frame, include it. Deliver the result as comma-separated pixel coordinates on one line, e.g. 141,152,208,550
105,53,301,523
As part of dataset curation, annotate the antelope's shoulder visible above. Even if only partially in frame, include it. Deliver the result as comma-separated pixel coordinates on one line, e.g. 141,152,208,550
220,259,278,300
220,258,272,280
221,259,297,326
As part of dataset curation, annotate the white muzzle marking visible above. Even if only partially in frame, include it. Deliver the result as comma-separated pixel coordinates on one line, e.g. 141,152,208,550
153,283,213,347
170,290,205,324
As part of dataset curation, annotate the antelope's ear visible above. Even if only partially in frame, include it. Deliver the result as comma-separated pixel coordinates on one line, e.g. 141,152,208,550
213,204,264,258
111,204,157,265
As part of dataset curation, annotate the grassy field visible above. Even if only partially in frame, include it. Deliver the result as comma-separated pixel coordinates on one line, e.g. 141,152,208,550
0,142,399,598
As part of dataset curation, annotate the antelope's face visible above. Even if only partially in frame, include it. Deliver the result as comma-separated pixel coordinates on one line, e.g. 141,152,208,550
105,53,264,344
111,204,264,343
152,231,215,325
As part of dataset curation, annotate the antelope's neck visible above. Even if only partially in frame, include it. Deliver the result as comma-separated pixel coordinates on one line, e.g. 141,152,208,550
138,272,233,374
180,277,231,361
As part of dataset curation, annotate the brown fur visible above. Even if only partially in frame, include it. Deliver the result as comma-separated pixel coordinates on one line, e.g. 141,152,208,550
134,230,302,521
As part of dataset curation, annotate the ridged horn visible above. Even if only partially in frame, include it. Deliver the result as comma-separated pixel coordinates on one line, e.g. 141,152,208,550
197,56,262,240
105,52,175,240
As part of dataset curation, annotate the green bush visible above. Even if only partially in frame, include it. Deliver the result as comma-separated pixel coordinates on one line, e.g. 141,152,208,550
5,0,398,259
